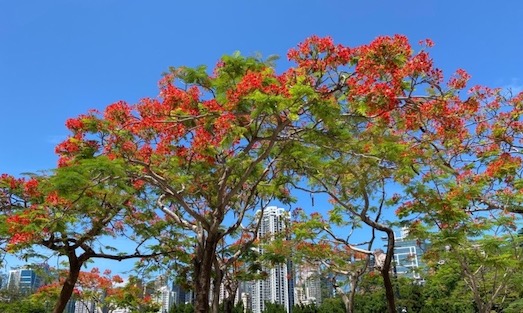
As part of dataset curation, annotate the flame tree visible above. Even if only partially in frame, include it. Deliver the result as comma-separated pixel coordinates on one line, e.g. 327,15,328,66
0,158,174,313
4,34,522,313
281,36,523,313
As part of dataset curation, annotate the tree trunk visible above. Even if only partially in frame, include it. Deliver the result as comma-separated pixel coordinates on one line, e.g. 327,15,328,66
222,280,239,313
223,298,235,313
333,276,355,313
347,274,359,313
477,304,490,313
381,268,396,313
460,258,491,313
53,252,82,313
193,232,219,313
358,212,397,313
382,229,397,313
211,267,223,313
340,292,351,313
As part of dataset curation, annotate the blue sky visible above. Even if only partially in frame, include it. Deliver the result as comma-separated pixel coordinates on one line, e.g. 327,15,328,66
1,0,523,274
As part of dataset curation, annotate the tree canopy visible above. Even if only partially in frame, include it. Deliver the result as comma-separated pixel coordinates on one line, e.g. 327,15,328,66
1,34,522,313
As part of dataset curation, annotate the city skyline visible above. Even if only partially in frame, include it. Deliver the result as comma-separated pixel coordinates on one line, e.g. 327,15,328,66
0,222,436,313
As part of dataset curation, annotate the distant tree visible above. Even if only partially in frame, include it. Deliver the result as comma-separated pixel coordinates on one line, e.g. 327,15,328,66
317,297,345,313
395,277,424,313
293,303,318,313
32,269,160,313
352,273,388,313
0,159,169,313
505,299,523,313
349,274,425,313
219,302,247,313
419,230,523,313
114,276,162,313
261,302,286,313
67,268,124,313
419,264,475,313
0,299,46,313
170,303,194,313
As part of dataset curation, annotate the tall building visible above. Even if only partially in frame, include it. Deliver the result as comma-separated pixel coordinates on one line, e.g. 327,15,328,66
171,283,187,305
0,272,8,289
74,300,96,313
294,264,322,305
394,227,426,282
251,206,294,313
64,299,76,313
157,285,175,313
171,281,196,306
240,290,252,313
7,267,44,295
143,275,176,313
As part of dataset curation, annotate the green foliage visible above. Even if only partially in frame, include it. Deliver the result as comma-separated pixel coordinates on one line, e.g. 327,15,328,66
505,299,523,313
49,156,132,196
5,35,523,313
0,299,47,313
293,303,320,313
262,302,286,313
420,230,523,312
169,303,193,313
353,274,388,313
169,302,247,313
221,302,248,313
416,264,476,313
316,297,346,313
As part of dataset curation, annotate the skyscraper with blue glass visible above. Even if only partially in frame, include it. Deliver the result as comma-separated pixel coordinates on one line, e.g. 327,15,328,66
7,267,43,294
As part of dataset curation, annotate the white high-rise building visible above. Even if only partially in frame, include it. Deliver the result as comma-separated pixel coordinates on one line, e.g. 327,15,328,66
294,264,322,305
73,300,96,313
251,206,294,313
157,285,175,313
241,291,252,313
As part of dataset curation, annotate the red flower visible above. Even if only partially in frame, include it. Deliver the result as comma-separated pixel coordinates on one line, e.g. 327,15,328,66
65,118,84,132
24,178,39,196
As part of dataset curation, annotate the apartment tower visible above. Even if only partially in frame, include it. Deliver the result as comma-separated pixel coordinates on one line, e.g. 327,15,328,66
251,206,294,313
